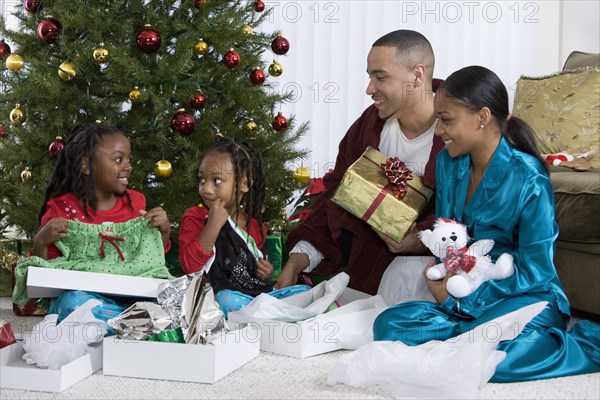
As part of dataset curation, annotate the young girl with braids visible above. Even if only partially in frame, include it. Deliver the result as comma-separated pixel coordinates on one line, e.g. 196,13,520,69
16,122,172,321
179,135,310,317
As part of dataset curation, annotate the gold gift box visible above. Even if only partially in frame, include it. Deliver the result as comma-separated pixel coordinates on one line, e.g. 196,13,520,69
332,147,433,242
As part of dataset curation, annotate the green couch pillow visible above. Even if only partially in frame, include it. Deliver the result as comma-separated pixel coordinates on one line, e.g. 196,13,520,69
513,68,600,168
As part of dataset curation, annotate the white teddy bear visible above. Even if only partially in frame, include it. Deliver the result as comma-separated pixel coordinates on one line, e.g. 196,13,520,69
419,218,515,298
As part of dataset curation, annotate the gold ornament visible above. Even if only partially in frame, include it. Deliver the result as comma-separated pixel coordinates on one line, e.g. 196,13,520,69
129,87,141,102
194,39,208,54
241,25,253,36
20,167,33,182
93,44,110,63
58,61,76,80
293,167,311,185
9,105,26,126
268,60,283,77
6,54,24,72
244,119,258,134
154,160,173,179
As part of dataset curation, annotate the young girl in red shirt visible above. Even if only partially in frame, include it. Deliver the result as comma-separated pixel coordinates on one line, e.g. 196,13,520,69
179,135,309,317
21,123,172,321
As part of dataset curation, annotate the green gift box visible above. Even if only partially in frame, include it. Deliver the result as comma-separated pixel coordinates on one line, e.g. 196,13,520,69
263,235,287,279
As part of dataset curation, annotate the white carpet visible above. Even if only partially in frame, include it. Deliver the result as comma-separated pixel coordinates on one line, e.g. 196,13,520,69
1,298,599,399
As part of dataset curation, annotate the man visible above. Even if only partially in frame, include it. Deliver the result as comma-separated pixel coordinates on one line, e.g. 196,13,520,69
276,30,444,296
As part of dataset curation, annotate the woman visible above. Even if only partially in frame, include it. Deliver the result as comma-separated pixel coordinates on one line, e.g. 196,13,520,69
373,66,600,382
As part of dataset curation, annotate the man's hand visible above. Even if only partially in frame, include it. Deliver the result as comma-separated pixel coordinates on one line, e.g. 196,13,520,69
275,252,309,288
373,223,427,254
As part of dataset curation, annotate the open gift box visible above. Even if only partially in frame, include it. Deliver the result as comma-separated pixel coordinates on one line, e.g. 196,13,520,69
26,266,169,299
0,340,102,393
227,288,387,358
102,325,260,383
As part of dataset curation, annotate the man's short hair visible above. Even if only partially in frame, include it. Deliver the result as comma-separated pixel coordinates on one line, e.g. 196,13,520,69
373,30,435,79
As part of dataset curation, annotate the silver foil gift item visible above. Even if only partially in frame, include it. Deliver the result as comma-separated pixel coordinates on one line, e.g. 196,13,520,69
107,302,175,340
157,274,193,327
181,273,227,344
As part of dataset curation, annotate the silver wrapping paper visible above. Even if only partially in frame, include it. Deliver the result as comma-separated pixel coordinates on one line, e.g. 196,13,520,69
107,302,175,340
181,273,227,344
157,275,193,328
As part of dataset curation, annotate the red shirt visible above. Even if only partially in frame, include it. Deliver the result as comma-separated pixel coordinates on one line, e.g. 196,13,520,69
39,190,170,259
178,205,266,274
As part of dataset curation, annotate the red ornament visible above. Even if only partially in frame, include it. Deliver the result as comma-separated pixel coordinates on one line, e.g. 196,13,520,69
0,40,10,60
249,68,266,85
0,125,6,139
195,0,208,6
24,0,42,12
223,49,240,69
189,93,206,110
48,136,65,159
37,18,62,44
272,112,288,132
136,25,161,54
271,35,290,55
254,0,265,12
171,109,195,136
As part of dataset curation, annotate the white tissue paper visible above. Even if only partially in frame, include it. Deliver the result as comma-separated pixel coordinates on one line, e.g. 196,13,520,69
22,299,107,369
311,294,388,350
235,272,350,321
327,301,548,399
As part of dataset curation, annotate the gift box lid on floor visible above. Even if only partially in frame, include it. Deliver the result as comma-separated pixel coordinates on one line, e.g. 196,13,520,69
227,288,387,358
26,266,169,299
102,325,260,383
0,341,102,393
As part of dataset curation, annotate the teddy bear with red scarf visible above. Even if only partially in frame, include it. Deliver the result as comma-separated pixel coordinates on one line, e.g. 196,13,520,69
419,218,515,298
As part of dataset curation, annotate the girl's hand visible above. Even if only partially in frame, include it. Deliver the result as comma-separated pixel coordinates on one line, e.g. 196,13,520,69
424,261,450,304
140,207,171,233
256,256,274,281
32,217,68,259
206,198,229,229
140,208,171,248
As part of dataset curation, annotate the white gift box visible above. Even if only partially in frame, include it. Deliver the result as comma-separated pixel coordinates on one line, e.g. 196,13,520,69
27,266,169,298
227,288,387,358
102,325,260,383
0,341,102,393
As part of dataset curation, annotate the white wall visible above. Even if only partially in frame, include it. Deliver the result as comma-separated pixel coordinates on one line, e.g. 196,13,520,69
0,1,18,30
560,0,600,65
260,1,571,176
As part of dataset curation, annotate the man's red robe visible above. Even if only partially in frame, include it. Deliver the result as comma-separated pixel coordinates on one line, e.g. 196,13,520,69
288,104,445,294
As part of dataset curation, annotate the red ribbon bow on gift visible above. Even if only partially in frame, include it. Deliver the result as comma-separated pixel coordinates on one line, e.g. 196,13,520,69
98,232,125,261
443,246,476,276
380,158,413,198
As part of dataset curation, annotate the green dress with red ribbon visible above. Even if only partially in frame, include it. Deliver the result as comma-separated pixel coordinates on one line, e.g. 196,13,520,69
13,218,172,319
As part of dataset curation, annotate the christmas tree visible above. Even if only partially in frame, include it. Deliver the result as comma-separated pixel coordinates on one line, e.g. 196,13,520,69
0,0,309,239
